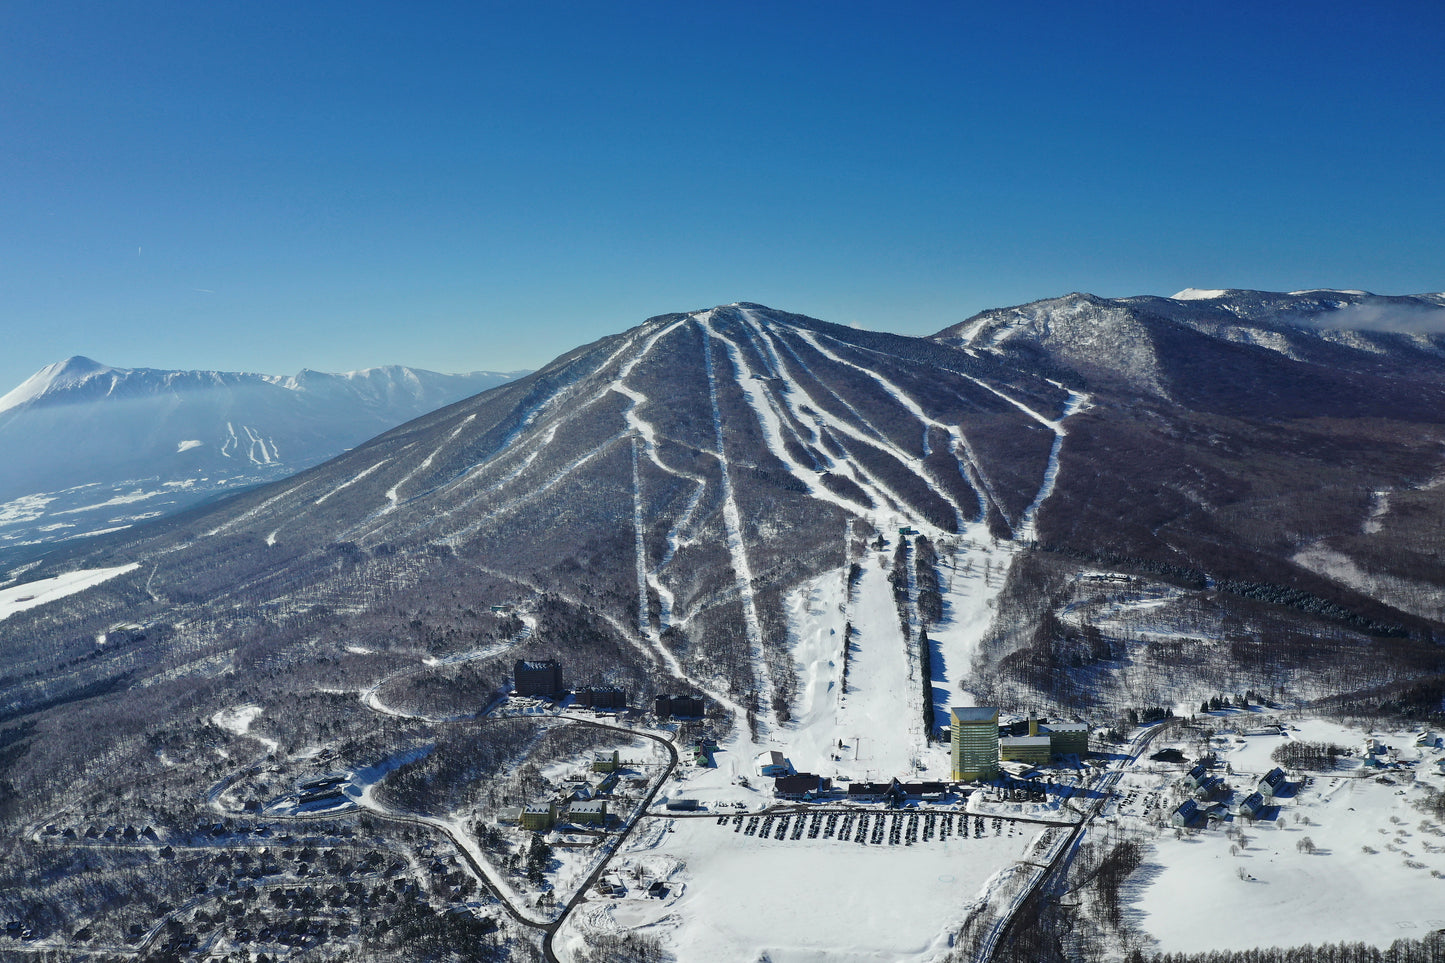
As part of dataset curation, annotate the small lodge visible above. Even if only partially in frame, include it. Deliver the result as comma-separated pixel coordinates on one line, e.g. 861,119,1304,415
1236,791,1267,820
577,686,628,709
847,780,898,803
844,777,945,806
773,773,831,800
520,802,557,832
755,751,792,778
1171,799,1199,828
1191,775,1226,801
1257,767,1288,798
568,799,608,826
1202,802,1229,826
1181,763,1210,790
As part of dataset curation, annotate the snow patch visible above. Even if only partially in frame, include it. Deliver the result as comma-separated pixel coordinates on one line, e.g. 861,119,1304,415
0,564,140,621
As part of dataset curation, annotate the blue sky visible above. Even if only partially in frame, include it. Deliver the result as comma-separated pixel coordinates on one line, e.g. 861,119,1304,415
3,1,1442,389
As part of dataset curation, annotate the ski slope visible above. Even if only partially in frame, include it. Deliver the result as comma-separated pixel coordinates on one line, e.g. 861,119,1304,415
0,564,140,622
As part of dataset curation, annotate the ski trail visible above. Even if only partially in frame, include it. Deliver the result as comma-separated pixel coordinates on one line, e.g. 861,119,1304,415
203,484,306,537
357,331,652,543
242,425,271,466
440,433,629,545
739,313,965,526
785,324,980,531
756,330,955,522
650,476,707,630
487,423,559,491
802,324,1088,535
945,430,993,524
764,325,900,452
608,320,716,611
1014,390,1090,540
315,459,389,505
603,315,719,635
220,422,237,458
629,437,653,642
707,323,880,519
382,414,477,513
699,313,775,733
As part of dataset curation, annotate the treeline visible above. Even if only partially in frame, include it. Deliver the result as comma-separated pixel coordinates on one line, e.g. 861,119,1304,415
1214,577,1408,637
1201,691,1271,712
1133,930,1445,963
1039,544,1411,638
1319,675,1445,726
1271,741,1349,770
890,538,913,636
1092,839,1144,929
914,536,944,624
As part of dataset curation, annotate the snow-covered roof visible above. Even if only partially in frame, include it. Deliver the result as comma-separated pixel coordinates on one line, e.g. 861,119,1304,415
1000,735,1051,748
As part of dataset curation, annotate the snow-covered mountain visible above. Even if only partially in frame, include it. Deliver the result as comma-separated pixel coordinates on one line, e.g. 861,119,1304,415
5,297,1445,959
0,356,526,558
12,296,1445,719
937,288,1445,401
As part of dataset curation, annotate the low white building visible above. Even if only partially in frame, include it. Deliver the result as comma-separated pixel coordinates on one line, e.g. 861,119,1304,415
755,750,792,777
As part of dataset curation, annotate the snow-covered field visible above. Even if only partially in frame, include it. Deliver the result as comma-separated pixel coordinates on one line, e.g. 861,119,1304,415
0,563,139,621
1126,718,1445,953
559,813,1049,962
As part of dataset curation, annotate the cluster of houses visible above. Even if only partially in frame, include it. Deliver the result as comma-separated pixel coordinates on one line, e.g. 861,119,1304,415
505,750,628,832
950,707,1090,781
1171,765,1290,828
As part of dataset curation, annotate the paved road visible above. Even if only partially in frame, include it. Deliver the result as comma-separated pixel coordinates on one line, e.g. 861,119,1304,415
541,720,679,963
973,721,1178,962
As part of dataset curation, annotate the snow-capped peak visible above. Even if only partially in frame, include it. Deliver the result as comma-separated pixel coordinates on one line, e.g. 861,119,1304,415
1170,288,1233,300
0,356,117,415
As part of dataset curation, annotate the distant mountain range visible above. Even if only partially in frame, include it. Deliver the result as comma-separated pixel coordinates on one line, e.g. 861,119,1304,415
0,357,527,559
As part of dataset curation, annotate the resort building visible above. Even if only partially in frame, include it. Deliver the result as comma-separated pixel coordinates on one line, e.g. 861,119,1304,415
951,706,1000,781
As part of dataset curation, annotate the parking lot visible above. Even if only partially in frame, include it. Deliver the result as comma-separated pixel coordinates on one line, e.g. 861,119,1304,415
717,809,1029,846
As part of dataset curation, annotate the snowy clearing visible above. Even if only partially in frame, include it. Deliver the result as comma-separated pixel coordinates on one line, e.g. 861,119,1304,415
211,704,279,755
561,813,1049,962
1127,717,1445,954
0,564,140,621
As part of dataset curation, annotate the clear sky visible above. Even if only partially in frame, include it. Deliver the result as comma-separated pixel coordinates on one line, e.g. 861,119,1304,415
3,1,1442,390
